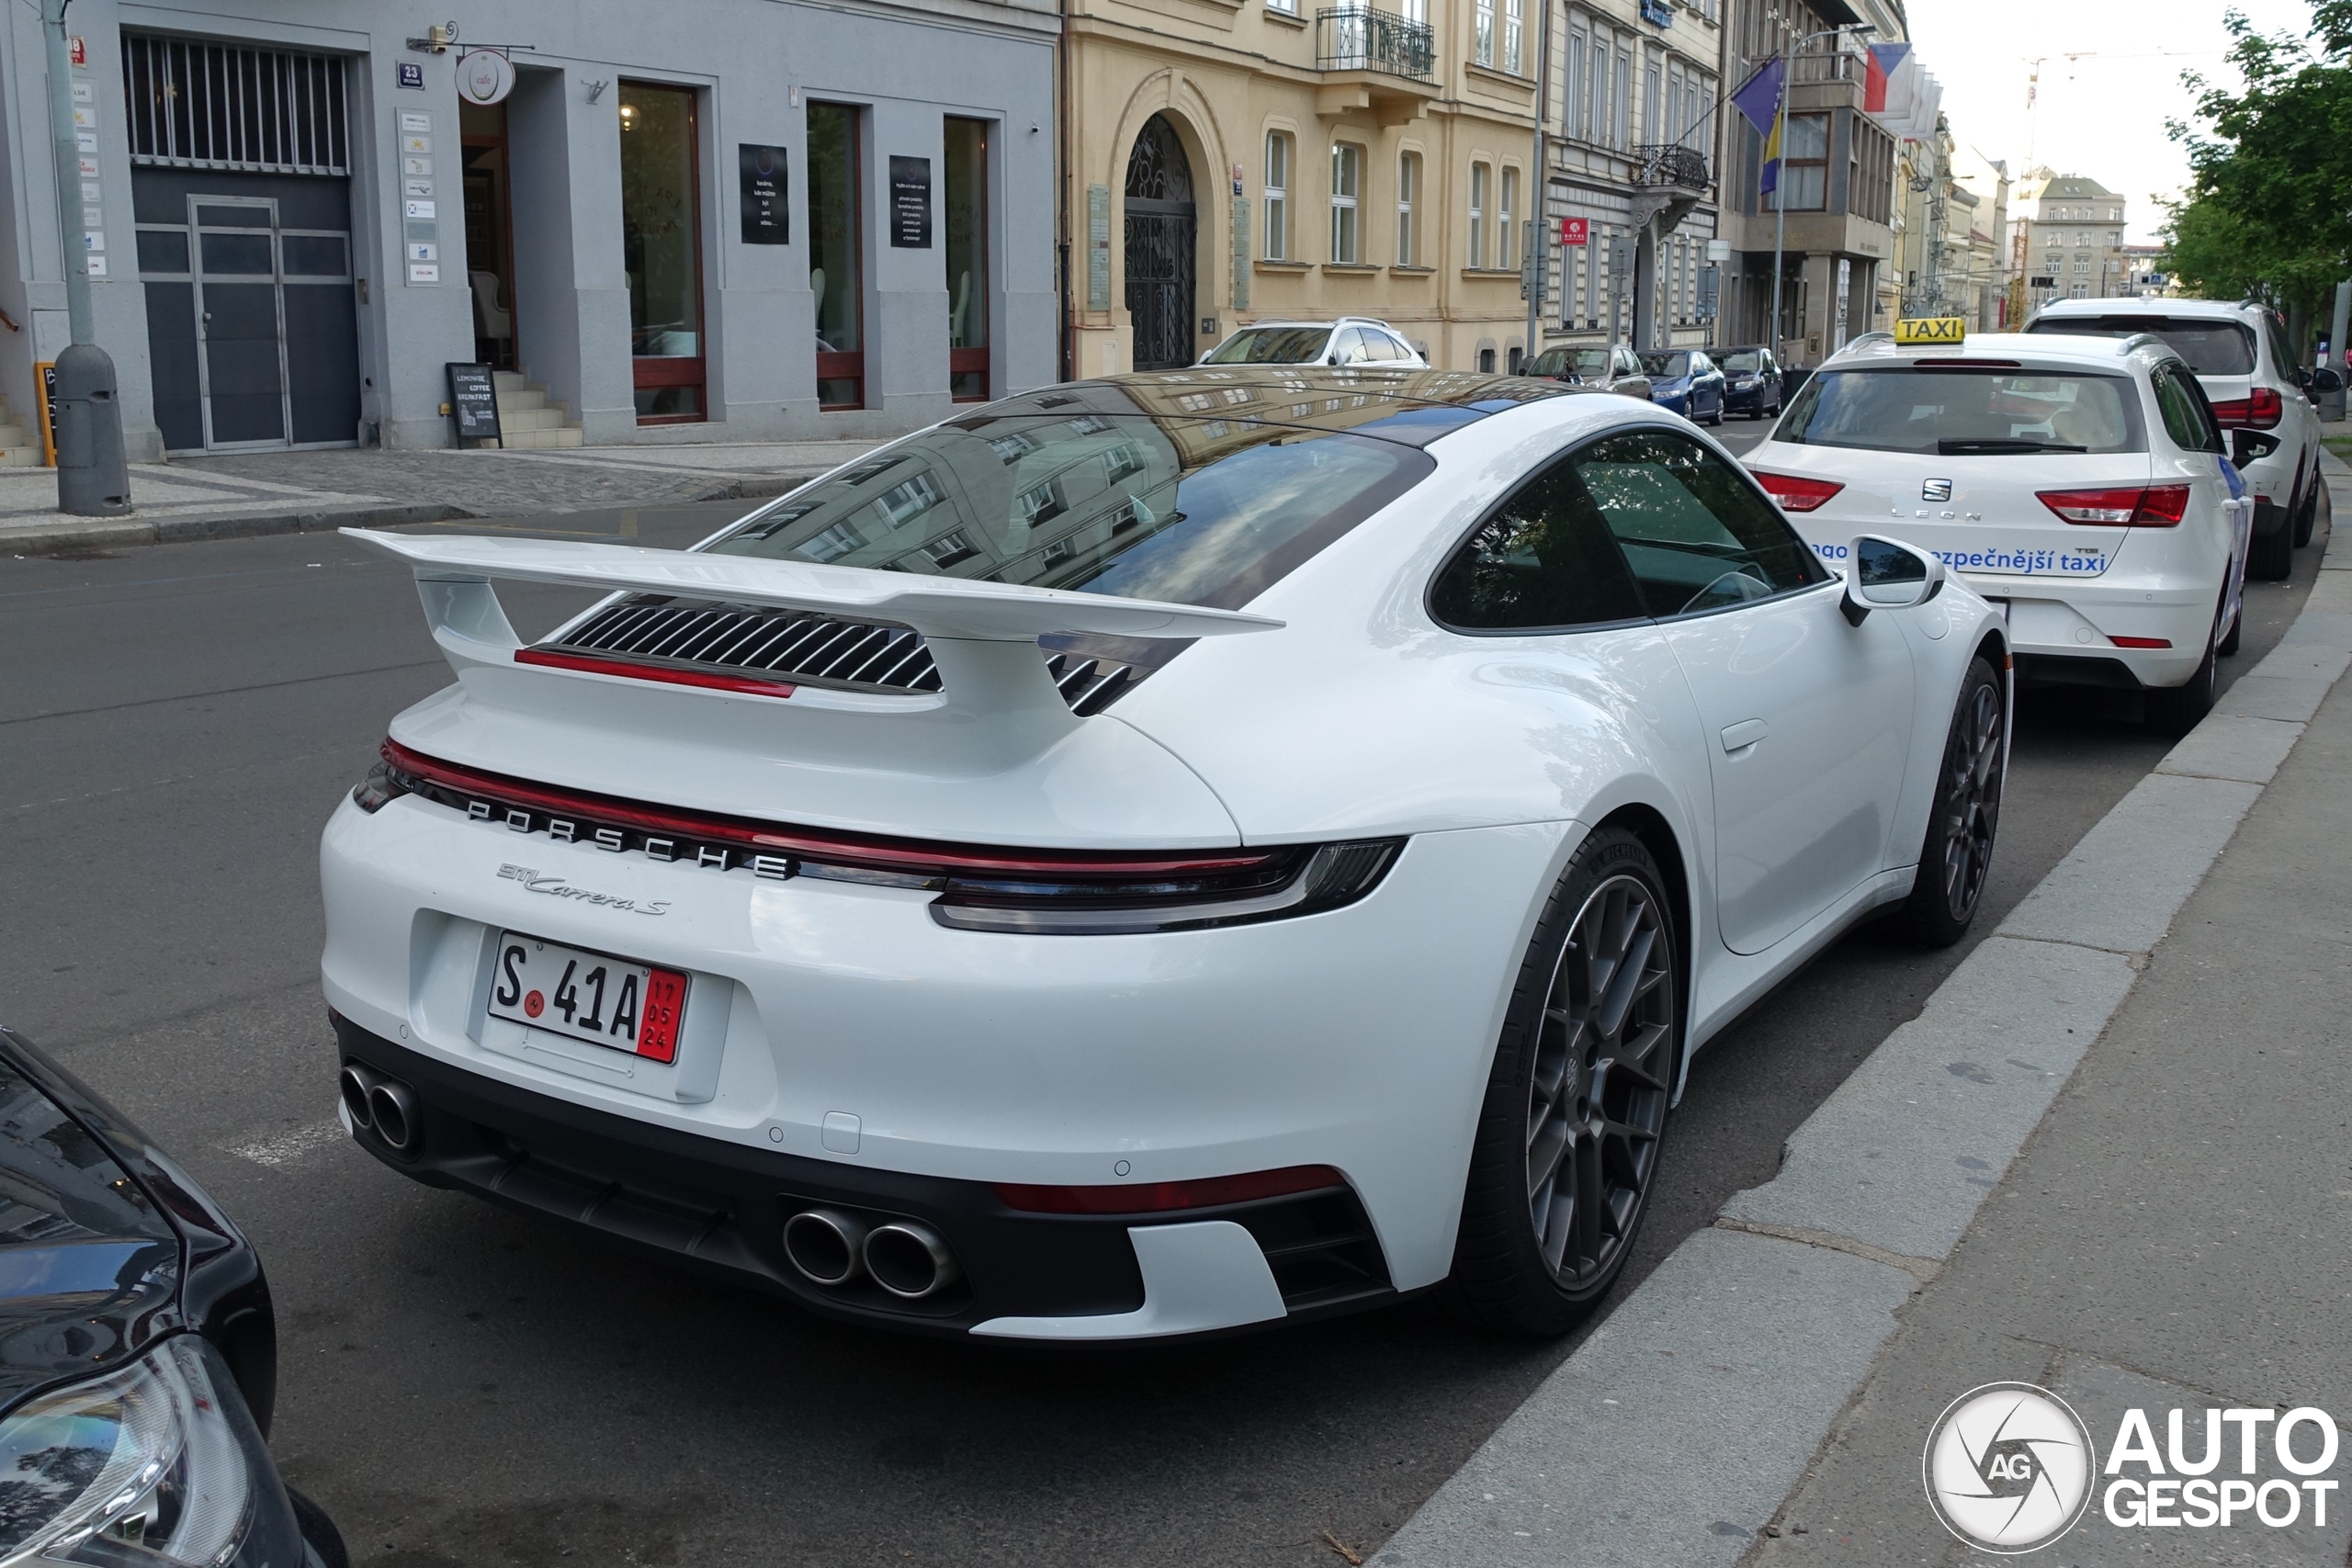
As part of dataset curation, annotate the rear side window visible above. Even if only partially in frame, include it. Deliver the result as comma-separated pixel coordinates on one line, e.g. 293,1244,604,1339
1780,367,2146,456
1572,430,1826,616
2027,314,2256,377
2151,364,2222,454
1430,457,1648,631
1201,326,1329,364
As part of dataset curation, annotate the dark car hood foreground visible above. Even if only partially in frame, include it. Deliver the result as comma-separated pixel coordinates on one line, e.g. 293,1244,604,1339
0,1029,276,1425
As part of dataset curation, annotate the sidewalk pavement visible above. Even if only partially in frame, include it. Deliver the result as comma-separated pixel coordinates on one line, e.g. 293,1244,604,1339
0,438,880,558
1368,464,2352,1566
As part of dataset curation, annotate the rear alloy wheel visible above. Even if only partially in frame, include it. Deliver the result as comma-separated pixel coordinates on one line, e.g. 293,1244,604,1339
2146,595,2222,737
1445,829,1678,1337
2250,503,2295,581
2294,476,2324,549
1900,656,2005,948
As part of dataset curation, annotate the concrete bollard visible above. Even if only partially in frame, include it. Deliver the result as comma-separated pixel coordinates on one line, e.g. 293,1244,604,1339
52,342,130,516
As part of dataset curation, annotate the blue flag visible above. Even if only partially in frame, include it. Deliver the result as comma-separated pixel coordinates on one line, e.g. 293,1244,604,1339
1731,60,1786,195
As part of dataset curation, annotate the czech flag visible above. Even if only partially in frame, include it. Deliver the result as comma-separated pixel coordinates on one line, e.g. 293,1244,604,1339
1865,43,1912,114
1730,59,1786,195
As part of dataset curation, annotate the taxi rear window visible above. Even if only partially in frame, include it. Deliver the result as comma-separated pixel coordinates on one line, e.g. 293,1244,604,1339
1778,367,2146,457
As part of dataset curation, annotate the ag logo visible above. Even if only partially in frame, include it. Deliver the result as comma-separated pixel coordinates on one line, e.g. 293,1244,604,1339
1924,1382,2097,1552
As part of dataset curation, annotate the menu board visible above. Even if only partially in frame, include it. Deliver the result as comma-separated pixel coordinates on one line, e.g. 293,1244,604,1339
740,143,788,244
446,362,503,445
889,156,932,248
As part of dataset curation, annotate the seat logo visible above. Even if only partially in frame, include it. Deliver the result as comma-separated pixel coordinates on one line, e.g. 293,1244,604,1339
1923,478,1954,502
1923,1382,2096,1552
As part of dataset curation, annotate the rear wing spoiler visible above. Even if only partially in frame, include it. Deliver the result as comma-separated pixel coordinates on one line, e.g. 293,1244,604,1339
342,529,1282,745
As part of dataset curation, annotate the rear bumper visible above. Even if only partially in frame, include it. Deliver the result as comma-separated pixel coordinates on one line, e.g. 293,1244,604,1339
1971,574,2217,690
335,1019,1396,1337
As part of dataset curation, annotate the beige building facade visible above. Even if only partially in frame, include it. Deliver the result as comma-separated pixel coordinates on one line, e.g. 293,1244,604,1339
2010,171,2127,315
1065,0,1545,376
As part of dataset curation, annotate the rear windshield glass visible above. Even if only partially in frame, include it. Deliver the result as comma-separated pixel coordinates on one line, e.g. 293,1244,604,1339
2026,315,2256,377
1719,351,1764,373
707,398,1432,612
1638,352,1692,378
1201,327,1329,365
1530,347,1612,378
1778,367,2146,456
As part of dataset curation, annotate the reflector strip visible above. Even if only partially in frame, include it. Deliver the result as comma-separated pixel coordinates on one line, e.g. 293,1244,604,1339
994,1164,1348,1215
2109,636,2174,649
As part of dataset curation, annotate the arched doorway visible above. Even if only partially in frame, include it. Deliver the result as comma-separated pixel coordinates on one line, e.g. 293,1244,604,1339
1124,115,1196,371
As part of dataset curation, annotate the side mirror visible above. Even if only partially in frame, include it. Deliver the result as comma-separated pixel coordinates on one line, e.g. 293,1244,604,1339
2312,367,2344,395
1841,535,1946,626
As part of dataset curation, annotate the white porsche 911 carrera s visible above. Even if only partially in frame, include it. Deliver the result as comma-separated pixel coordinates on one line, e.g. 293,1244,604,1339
322,367,2008,1342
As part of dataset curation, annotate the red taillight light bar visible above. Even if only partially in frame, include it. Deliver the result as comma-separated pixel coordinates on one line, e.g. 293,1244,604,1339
1751,470,1846,513
994,1165,1346,1215
2209,386,2283,430
2035,485,2191,526
515,648,797,700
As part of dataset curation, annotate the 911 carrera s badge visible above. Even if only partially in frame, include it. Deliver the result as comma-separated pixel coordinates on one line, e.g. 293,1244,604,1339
498,863,670,916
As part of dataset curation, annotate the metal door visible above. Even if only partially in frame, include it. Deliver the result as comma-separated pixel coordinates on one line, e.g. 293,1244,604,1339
160,195,358,451
1124,116,1196,372
192,197,286,446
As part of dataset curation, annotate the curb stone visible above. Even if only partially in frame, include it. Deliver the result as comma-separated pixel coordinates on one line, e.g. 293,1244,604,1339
0,471,812,559
1366,476,2352,1568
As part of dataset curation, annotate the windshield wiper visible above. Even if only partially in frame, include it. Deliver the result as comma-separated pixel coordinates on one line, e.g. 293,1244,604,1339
1937,437,2088,455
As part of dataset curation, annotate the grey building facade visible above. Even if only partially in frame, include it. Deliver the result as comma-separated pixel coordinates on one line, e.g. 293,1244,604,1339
0,0,1057,460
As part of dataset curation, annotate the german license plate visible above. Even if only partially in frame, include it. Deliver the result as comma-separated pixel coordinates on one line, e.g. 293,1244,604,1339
489,931,686,1064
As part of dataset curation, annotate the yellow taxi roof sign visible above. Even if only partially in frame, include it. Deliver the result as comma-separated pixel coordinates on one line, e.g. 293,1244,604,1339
1894,317,1968,346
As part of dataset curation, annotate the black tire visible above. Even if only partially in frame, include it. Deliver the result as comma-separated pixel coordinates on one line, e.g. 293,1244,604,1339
289,1487,351,1568
2249,507,2294,581
2294,475,2324,549
1444,827,1679,1337
1899,657,2006,948
2146,600,2221,737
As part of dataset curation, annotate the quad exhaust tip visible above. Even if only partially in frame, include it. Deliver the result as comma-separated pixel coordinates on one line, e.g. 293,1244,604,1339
782,1208,870,1287
783,1210,961,1300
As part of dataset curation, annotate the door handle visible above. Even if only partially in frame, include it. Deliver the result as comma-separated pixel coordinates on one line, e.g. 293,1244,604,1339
1721,718,1769,753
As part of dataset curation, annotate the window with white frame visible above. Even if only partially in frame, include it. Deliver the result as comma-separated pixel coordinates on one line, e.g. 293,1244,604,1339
1476,0,1496,66
1498,167,1518,272
1645,58,1661,142
1267,0,1297,11
1265,131,1291,259
1468,162,1489,267
1331,141,1362,264
1611,49,1631,147
1397,151,1419,265
1504,0,1524,73
1565,23,1588,138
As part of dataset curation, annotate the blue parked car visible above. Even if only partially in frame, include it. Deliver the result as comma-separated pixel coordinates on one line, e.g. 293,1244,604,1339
1639,349,1725,424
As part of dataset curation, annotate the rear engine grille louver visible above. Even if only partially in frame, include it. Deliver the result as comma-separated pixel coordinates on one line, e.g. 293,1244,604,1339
540,596,1143,715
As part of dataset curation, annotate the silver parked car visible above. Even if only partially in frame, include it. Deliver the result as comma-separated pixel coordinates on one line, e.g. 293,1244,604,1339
1200,317,1428,367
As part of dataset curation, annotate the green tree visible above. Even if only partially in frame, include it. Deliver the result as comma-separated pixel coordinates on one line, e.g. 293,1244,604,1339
2164,0,2352,344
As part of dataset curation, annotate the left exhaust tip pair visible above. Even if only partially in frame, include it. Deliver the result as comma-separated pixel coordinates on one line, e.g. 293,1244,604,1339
340,1061,422,1156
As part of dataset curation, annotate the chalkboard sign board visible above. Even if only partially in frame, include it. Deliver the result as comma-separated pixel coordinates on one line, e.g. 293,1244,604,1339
889,156,932,248
447,362,503,446
35,361,57,468
740,143,788,244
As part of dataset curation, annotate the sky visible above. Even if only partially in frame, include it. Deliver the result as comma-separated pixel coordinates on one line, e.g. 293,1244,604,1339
1905,0,2317,243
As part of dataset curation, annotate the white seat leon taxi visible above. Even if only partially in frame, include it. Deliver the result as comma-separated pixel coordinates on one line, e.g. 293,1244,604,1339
1747,332,2253,733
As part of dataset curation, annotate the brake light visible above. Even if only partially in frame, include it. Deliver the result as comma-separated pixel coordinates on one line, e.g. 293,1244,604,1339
994,1165,1345,1215
1752,470,1846,512
2209,386,2283,429
2035,485,2191,526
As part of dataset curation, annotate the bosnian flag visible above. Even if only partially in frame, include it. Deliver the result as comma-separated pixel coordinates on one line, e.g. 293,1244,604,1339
1865,42,1913,115
1730,60,1786,195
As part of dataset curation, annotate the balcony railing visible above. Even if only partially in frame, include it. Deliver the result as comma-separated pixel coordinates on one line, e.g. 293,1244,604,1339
1789,51,1866,85
1317,6,1437,82
1634,144,1710,189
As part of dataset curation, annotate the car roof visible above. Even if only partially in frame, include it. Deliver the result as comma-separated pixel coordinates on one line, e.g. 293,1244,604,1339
1819,331,2177,377
962,367,1611,450
1230,318,1401,333
2031,297,2262,323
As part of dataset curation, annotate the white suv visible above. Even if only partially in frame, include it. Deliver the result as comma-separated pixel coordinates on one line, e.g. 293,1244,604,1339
1747,332,2254,733
1200,317,1427,367
2026,297,2323,580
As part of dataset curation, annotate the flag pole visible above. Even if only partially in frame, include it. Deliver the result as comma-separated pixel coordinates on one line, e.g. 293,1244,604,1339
1770,32,1789,366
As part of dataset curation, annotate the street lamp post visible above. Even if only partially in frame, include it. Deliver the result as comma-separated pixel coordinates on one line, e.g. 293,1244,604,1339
41,0,129,515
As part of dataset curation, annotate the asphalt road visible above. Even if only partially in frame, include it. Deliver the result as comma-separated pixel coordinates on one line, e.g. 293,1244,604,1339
0,462,2325,1568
